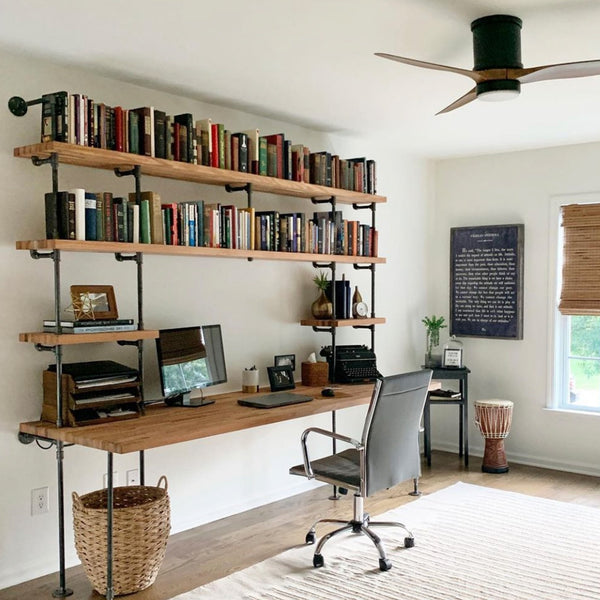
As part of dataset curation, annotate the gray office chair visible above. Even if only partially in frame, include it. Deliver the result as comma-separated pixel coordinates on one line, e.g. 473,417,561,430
289,369,432,571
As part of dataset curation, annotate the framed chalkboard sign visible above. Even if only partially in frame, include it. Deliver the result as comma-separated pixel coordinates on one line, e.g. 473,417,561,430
450,224,524,339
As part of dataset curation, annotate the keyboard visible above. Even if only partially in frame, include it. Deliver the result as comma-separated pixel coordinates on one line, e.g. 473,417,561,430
338,364,382,383
238,391,313,409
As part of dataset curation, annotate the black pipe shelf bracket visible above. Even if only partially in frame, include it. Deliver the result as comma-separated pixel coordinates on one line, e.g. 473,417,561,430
34,343,56,353
30,249,56,261
352,202,376,211
116,339,142,347
312,326,334,334
114,253,141,264
226,183,253,260
352,324,376,331
312,261,335,270
311,195,336,206
225,182,253,207
8,95,43,117
353,263,375,271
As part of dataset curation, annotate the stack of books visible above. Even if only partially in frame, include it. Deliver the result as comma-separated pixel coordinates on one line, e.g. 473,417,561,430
43,318,136,334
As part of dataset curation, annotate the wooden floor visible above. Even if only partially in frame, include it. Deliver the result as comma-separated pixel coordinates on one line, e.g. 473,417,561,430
4,451,600,600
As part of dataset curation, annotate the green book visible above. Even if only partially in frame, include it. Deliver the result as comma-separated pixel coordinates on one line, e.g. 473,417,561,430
95,192,104,241
258,136,268,176
140,199,151,243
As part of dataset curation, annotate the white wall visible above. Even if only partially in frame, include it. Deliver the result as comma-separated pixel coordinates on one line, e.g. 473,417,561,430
432,144,600,474
0,51,432,588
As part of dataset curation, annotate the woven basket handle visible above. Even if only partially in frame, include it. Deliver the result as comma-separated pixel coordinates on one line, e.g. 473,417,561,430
157,475,168,491
72,491,83,509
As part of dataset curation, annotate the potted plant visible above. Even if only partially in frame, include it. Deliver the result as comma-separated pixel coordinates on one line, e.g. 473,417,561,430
311,271,333,319
422,315,447,367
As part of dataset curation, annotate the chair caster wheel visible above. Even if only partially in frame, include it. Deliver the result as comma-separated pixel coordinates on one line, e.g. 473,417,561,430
404,536,415,548
313,553,324,568
379,558,392,571
305,531,316,545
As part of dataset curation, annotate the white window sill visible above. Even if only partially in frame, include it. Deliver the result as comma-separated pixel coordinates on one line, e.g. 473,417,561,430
544,406,600,418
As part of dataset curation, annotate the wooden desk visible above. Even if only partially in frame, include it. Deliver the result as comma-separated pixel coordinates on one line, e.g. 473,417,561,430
19,383,376,453
19,379,439,599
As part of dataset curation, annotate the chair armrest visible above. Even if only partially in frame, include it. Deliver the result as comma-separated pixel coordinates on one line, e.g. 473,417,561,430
300,427,363,479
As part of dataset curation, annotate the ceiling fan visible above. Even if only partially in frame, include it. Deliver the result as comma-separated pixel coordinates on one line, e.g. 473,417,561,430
376,14,600,114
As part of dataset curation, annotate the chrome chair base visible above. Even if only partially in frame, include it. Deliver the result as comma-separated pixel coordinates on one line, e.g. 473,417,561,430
305,494,414,571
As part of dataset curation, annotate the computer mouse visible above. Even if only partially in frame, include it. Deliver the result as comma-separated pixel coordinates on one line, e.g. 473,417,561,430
321,388,335,397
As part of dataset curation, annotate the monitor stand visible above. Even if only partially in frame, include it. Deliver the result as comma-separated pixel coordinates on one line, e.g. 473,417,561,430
168,390,215,408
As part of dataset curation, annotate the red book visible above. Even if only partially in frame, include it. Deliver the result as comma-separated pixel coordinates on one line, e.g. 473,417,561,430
211,124,219,167
264,133,284,178
114,107,123,152
161,203,179,246
173,122,181,161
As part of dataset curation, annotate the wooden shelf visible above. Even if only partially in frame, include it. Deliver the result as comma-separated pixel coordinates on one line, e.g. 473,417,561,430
16,239,386,264
300,317,386,327
19,329,159,346
14,142,387,206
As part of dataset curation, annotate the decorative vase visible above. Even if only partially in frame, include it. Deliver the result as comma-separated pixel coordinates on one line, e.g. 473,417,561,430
311,290,333,319
424,330,442,368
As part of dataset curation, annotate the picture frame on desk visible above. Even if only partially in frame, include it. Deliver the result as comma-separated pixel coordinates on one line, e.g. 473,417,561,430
274,354,296,371
70,285,118,320
443,348,463,369
267,365,295,392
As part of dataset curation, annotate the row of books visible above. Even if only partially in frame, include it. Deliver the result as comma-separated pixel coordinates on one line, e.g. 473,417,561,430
44,189,378,257
43,318,136,334
39,91,377,194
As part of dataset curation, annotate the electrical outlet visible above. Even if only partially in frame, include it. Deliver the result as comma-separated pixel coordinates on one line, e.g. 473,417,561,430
126,469,140,486
103,471,118,488
31,487,49,516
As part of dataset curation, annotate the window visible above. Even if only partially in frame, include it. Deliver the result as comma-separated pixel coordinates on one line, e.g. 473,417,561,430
557,315,600,410
554,199,600,412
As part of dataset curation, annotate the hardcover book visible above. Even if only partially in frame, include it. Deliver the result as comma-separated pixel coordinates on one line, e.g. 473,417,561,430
154,109,167,159
84,192,97,241
174,113,194,162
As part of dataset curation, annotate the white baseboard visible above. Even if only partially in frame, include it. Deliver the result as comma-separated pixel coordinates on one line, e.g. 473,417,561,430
431,441,600,478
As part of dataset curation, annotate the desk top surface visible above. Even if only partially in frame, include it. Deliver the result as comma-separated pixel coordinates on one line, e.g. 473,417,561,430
19,384,376,454
20,380,441,455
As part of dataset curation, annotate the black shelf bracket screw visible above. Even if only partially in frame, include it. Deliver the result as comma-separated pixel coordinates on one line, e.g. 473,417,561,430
8,95,43,117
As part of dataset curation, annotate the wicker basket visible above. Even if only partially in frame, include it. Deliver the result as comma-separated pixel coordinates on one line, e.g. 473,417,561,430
72,476,170,596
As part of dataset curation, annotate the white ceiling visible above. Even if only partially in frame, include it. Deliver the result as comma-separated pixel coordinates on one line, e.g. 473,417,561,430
2,0,600,158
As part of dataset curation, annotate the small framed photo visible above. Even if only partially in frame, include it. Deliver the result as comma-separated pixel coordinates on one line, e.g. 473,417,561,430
70,285,118,320
274,354,296,371
267,365,296,392
443,348,463,369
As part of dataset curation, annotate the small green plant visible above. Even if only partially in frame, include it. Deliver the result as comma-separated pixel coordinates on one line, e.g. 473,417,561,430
313,270,330,291
422,315,447,362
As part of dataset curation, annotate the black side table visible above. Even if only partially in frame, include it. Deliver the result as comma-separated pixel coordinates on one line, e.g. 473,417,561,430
423,366,470,467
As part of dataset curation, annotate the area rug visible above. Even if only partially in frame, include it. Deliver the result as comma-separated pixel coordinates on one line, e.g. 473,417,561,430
174,482,600,599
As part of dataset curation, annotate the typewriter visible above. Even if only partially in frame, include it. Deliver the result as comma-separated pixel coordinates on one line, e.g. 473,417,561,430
320,344,382,384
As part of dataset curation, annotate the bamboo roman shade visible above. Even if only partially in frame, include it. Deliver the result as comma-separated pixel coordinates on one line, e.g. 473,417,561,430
559,203,600,315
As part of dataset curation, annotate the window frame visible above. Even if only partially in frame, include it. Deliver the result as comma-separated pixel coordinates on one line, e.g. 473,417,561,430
549,192,600,413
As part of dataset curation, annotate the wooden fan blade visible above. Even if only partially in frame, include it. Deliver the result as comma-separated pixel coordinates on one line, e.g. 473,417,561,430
512,59,600,84
375,53,483,82
436,88,478,115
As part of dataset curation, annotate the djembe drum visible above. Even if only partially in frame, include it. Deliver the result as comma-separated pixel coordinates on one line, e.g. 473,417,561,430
474,399,514,473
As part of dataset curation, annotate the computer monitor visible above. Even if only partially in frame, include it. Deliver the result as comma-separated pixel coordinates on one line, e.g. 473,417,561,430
156,324,227,407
